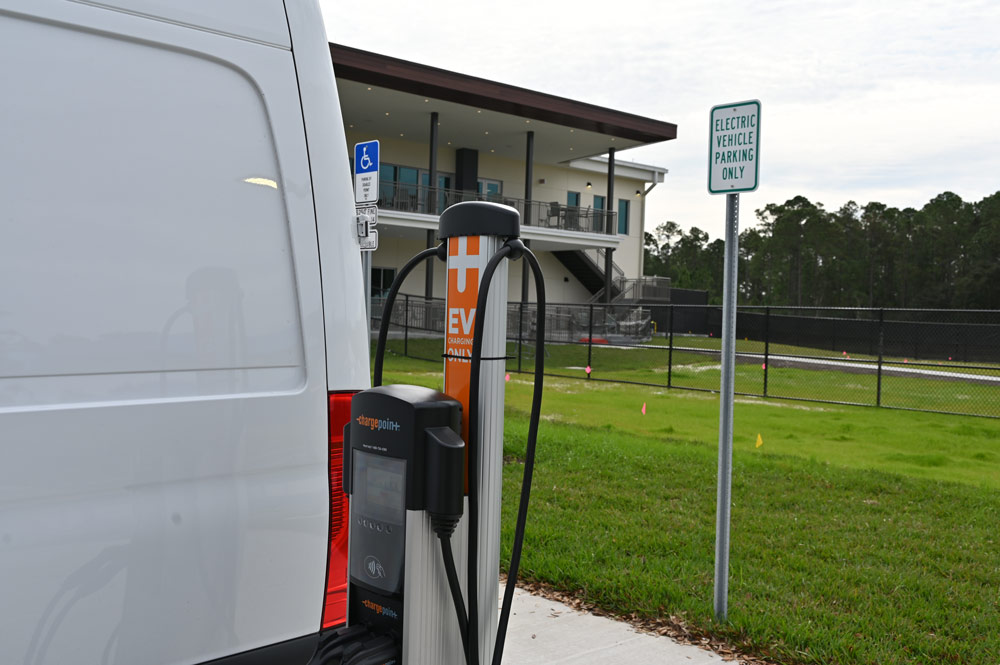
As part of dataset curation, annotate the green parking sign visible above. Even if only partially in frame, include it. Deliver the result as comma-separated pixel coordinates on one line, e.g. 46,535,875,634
708,100,761,194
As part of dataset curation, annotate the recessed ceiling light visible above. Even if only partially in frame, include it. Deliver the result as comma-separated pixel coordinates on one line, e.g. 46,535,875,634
424,99,429,103
366,87,372,91
569,147,574,151
399,133,404,137
484,131,489,135
490,149,495,153
569,129,575,133
477,110,482,114
385,112,389,116
525,120,530,124
348,124,354,128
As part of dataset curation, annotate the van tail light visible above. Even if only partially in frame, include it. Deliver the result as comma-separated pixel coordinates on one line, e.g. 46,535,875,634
322,391,356,629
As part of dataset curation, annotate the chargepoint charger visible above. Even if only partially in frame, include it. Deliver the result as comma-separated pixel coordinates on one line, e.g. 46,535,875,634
316,202,545,665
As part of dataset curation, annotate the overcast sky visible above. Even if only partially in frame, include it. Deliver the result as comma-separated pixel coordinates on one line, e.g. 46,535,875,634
320,0,1000,240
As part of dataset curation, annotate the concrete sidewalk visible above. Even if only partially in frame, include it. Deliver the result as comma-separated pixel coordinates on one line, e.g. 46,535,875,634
503,586,725,664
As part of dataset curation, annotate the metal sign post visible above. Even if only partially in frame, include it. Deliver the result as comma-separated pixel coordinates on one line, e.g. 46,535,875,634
358,207,377,338
354,141,380,336
714,192,739,623
708,100,760,622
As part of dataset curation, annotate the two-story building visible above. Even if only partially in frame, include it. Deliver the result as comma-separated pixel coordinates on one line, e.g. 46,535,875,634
331,43,676,306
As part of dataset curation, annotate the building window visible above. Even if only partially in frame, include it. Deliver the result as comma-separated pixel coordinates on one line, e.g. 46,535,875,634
379,163,420,212
372,267,397,298
618,198,630,235
591,195,607,231
567,191,581,207
477,178,503,201
379,164,464,214
421,171,453,214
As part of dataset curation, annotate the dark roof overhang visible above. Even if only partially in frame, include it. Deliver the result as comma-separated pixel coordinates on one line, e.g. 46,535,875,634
330,43,677,145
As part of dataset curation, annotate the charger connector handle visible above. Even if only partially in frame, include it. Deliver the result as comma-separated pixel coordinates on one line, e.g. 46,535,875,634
425,426,466,534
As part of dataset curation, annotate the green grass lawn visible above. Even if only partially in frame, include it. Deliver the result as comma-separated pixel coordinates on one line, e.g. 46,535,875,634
380,354,1000,665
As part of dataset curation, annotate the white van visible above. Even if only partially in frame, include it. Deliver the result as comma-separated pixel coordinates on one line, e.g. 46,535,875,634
0,2,370,663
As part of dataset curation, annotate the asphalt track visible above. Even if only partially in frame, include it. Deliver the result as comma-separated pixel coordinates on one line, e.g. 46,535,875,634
593,343,1000,386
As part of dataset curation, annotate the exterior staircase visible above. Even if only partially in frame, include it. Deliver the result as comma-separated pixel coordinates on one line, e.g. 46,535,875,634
552,248,623,299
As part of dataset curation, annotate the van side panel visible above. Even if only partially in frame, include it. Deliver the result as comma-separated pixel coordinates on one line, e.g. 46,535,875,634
68,0,291,48
284,0,372,393
0,2,329,664
1,28,304,405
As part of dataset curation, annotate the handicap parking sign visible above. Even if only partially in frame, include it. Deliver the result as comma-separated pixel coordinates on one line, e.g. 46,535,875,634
354,140,379,204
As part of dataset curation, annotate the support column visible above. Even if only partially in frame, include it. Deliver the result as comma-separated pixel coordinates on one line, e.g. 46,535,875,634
425,111,439,299
428,111,439,214
521,131,534,304
603,147,616,303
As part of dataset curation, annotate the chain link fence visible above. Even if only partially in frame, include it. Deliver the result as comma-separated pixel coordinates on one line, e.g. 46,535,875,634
374,298,1000,419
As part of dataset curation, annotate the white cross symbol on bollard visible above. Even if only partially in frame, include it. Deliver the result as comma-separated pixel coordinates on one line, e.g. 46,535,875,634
449,236,480,293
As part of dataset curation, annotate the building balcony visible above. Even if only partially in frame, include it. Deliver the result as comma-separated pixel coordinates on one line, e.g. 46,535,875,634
379,181,617,236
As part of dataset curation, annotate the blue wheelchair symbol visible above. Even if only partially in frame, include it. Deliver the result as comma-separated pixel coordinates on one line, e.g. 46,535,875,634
354,140,379,174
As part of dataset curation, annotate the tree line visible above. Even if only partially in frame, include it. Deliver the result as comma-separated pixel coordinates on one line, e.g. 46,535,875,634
643,191,1000,309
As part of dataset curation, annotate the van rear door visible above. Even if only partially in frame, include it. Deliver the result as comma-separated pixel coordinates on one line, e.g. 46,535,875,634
0,1,336,663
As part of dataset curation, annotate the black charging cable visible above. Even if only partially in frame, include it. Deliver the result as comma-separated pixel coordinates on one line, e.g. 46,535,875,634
464,244,514,665
465,239,545,665
426,424,472,661
372,242,447,388
434,519,470,658
491,243,544,665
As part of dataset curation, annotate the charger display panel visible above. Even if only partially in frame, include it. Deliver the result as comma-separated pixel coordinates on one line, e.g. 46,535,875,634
350,451,406,595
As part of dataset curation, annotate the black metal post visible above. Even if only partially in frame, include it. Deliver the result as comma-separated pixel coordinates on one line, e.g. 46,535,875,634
587,303,594,379
667,304,674,388
517,300,524,374
603,147,615,303
763,306,770,397
522,131,534,305
424,112,439,299
428,111,438,214
876,308,885,407
404,294,410,358
868,309,875,356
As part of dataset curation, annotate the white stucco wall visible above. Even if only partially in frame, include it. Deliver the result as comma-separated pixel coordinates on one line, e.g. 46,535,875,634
373,235,596,305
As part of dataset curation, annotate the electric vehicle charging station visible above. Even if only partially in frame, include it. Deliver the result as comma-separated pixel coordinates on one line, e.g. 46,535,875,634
315,202,546,665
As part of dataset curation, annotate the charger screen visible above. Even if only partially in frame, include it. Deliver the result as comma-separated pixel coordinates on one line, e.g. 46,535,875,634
356,451,405,524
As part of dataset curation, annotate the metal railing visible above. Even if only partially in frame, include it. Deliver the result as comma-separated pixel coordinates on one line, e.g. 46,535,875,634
627,276,672,301
589,275,672,304
373,300,1000,419
377,181,616,235
586,248,626,281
